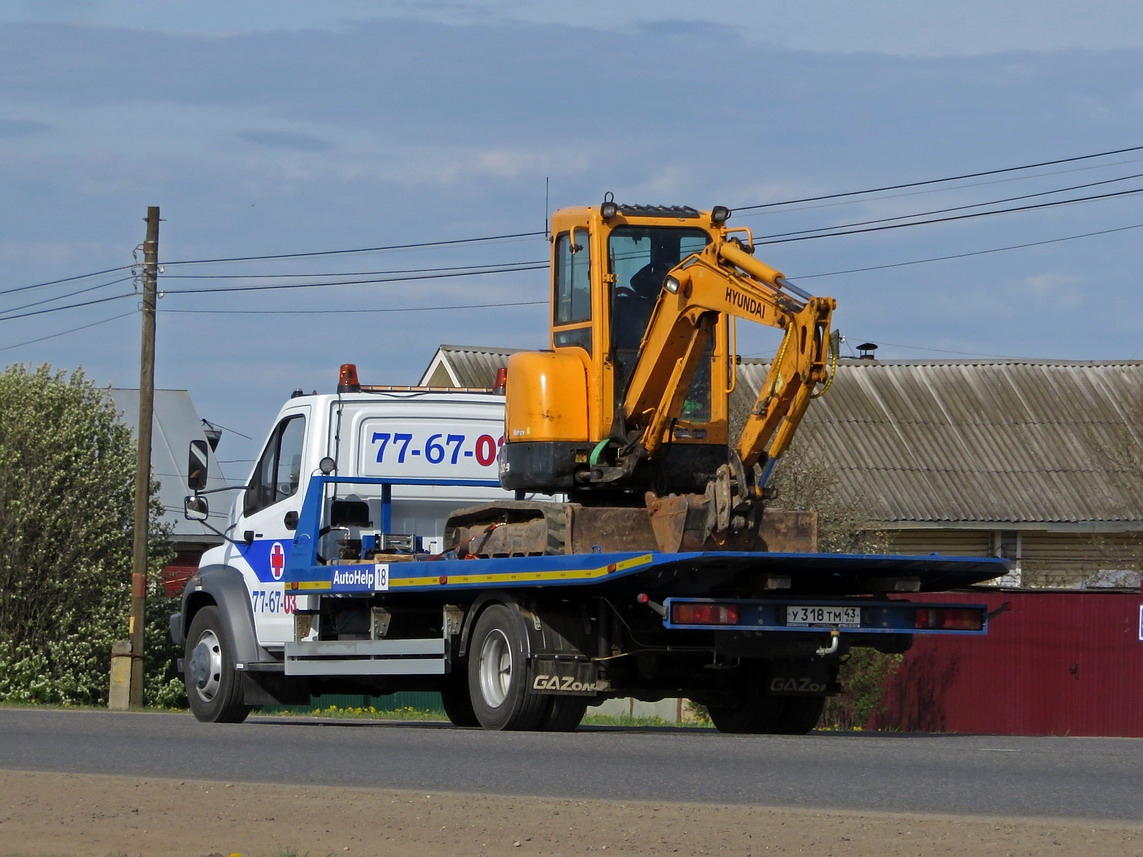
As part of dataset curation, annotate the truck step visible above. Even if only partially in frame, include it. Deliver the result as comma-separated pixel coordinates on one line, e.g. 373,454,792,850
283,638,446,676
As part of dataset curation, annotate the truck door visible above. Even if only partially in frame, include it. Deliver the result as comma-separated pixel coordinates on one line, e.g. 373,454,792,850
232,409,309,644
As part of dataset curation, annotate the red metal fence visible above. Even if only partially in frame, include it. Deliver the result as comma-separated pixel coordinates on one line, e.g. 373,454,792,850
873,590,1143,737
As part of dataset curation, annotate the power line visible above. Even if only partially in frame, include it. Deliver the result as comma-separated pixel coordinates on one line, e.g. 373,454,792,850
733,143,1143,212
7,143,1140,299
161,299,547,315
757,186,1143,246
160,260,549,279
159,263,546,296
790,221,1143,280
0,275,135,316
734,156,1143,218
159,230,547,267
0,310,135,352
6,144,1143,328
763,171,1143,240
843,340,1059,361
0,292,135,323
0,265,133,297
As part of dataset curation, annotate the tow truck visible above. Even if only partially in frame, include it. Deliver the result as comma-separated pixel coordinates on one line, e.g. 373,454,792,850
173,201,1008,732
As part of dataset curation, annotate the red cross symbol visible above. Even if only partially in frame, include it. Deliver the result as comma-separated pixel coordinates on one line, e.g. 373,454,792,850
270,542,285,580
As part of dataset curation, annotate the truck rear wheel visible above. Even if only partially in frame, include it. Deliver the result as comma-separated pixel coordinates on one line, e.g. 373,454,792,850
773,695,826,735
468,604,549,730
708,692,826,735
540,696,588,732
707,693,786,734
185,605,252,724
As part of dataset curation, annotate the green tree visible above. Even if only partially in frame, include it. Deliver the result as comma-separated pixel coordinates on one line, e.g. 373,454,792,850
0,364,173,705
765,438,889,555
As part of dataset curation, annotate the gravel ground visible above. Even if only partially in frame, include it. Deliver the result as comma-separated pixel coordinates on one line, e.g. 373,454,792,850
3,770,1141,857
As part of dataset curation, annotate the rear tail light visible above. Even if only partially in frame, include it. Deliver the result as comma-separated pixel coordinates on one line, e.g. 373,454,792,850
914,607,984,631
671,602,740,626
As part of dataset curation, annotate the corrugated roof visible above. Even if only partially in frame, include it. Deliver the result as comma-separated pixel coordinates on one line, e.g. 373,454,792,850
423,347,1143,528
419,344,519,387
737,359,1143,527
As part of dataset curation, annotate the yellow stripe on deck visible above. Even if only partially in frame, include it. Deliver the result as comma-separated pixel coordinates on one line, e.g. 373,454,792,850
288,554,654,591
391,554,653,588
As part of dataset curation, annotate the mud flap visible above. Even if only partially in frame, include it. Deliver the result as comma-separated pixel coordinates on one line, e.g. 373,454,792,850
765,658,837,697
526,657,601,696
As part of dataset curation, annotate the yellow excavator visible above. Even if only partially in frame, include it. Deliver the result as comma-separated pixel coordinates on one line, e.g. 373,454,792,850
447,197,837,556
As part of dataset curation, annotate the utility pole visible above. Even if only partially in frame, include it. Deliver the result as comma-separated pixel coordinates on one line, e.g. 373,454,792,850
129,206,159,708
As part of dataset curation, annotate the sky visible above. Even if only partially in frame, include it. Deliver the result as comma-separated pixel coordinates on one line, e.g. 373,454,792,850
2,1,1142,475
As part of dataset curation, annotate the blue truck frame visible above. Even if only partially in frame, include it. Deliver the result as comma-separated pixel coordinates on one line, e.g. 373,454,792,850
284,474,1007,635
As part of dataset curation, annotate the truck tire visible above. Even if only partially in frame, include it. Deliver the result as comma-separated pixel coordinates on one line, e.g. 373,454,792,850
185,605,252,723
705,662,787,734
540,696,588,732
706,693,786,734
440,670,479,727
773,695,826,735
468,603,549,730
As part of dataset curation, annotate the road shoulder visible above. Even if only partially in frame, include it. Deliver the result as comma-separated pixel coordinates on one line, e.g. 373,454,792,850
3,770,1140,857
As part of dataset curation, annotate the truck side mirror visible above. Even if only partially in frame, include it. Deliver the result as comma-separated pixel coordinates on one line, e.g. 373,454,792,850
188,439,210,491
184,495,210,521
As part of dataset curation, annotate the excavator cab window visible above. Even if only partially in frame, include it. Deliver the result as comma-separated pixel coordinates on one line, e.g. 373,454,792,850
609,227,710,413
553,231,593,354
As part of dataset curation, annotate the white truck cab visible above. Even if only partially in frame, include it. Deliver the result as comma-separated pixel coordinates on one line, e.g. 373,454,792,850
175,371,518,719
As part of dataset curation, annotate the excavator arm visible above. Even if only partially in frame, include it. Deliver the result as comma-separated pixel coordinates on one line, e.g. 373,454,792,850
620,236,836,478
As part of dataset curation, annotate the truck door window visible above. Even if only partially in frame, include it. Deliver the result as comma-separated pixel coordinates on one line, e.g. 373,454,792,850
553,231,592,354
244,414,306,517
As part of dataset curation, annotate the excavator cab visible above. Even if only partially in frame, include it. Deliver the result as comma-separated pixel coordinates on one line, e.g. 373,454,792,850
610,223,711,413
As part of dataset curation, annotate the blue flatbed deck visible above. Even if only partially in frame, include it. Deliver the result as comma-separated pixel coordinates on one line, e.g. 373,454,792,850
284,548,1008,597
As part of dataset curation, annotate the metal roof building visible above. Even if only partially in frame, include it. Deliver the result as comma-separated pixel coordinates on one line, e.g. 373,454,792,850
736,358,1143,531
108,388,229,547
419,344,519,388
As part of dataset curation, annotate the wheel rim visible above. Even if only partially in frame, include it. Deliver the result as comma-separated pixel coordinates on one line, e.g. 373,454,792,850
477,628,512,708
189,629,223,703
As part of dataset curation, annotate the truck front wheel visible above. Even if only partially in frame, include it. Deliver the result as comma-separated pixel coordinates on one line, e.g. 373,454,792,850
468,604,548,730
440,669,479,727
185,605,252,723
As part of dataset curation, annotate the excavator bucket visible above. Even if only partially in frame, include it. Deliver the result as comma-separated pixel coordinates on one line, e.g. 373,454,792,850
645,492,820,554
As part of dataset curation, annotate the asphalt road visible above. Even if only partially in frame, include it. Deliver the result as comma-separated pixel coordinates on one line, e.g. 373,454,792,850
2,708,1139,820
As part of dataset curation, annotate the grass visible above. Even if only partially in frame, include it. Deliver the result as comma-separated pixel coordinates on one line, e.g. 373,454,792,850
279,703,714,728
2,700,712,728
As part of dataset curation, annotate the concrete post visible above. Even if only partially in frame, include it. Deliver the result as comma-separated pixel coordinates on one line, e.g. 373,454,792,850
108,640,133,710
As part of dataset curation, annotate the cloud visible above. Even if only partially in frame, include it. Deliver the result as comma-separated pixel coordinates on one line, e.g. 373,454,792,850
0,10,1140,438
0,118,51,138
236,130,334,152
